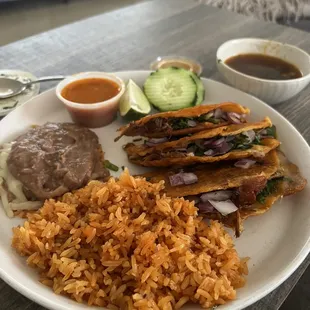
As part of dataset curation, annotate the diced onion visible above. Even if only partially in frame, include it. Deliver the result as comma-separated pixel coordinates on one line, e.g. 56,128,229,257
234,159,256,169
211,137,225,147
204,149,215,156
214,108,223,119
200,190,233,202
169,172,198,186
146,137,168,146
187,120,197,127
208,199,238,216
197,201,215,213
242,130,256,143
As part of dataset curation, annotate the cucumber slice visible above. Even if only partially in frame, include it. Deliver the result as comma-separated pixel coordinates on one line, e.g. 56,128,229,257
119,79,151,120
144,68,197,111
188,71,205,105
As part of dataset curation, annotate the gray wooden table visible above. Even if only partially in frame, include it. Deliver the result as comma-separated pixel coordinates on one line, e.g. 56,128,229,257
0,0,310,309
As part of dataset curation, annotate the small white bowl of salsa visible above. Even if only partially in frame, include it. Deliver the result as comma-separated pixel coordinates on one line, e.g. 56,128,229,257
56,72,125,128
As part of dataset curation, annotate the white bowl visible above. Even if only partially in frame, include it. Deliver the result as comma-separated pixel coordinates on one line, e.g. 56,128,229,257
56,72,125,128
216,38,310,105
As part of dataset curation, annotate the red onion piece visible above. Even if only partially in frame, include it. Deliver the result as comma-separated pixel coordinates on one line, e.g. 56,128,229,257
169,172,198,186
211,137,225,147
234,159,256,169
208,199,238,215
203,138,216,146
182,173,198,185
200,190,233,202
258,129,273,138
221,112,228,121
204,141,233,156
197,201,215,213
213,141,233,155
225,135,235,142
242,130,255,143
259,129,267,136
214,108,223,119
169,173,184,186
187,120,197,127
146,137,168,146
227,112,241,124
204,149,215,156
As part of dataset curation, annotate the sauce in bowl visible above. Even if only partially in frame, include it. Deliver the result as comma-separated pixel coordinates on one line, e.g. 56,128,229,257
56,73,125,128
225,54,302,80
61,78,121,103
150,56,203,76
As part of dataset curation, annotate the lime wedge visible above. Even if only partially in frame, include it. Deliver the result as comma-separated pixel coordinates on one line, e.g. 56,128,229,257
119,79,151,120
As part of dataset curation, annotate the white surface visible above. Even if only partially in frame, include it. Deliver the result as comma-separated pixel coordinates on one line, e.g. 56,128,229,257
0,70,40,117
216,38,310,105
0,71,310,310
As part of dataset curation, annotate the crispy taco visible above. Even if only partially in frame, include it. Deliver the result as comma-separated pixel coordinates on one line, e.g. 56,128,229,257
143,150,307,236
125,117,280,167
115,102,250,141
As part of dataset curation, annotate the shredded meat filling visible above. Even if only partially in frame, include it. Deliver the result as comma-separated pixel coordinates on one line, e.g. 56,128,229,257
233,176,267,207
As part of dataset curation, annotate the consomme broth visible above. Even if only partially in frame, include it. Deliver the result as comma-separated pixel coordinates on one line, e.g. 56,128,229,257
225,54,302,80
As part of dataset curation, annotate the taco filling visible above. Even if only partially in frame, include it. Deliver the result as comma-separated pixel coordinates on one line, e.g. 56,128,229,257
137,126,276,159
141,108,246,135
192,176,281,216
115,102,250,140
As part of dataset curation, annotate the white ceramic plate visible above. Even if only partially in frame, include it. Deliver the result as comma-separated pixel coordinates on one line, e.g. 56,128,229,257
0,71,309,310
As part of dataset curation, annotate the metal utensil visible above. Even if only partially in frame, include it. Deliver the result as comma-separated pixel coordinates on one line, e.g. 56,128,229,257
0,75,66,99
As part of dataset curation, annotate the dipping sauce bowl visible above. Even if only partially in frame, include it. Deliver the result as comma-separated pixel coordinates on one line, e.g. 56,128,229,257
56,72,125,128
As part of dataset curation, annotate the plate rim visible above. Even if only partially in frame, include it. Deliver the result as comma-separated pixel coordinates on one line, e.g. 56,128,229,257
0,70,309,310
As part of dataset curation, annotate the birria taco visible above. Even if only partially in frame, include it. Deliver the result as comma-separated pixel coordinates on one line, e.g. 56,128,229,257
143,150,306,236
124,117,280,167
115,102,250,141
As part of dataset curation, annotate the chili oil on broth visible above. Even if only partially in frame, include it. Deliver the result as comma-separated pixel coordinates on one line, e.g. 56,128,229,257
61,78,121,104
225,53,302,80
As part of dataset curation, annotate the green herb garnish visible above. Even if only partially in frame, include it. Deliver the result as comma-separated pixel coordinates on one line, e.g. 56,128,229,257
207,117,220,124
170,118,191,130
104,160,119,172
256,178,283,204
253,135,261,145
265,125,277,138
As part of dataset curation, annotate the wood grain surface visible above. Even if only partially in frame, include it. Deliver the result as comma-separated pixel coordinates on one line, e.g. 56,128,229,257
0,0,310,309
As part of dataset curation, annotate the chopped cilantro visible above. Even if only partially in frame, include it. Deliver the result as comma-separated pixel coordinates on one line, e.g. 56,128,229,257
266,125,277,138
252,135,261,145
207,117,220,124
170,118,190,130
104,160,119,172
256,178,283,204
